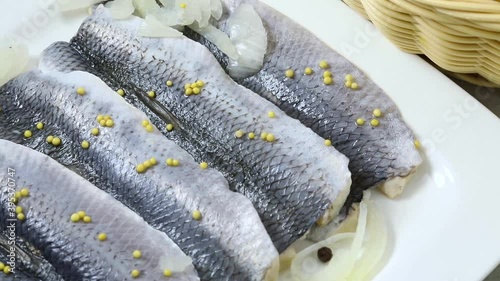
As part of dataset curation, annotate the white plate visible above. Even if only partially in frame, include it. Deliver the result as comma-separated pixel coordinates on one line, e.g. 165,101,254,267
1,1,500,280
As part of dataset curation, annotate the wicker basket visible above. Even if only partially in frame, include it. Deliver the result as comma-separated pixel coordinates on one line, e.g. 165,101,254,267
343,0,500,87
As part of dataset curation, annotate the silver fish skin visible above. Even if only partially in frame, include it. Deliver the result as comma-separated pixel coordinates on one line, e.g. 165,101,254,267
0,140,199,281
187,0,423,211
68,7,352,252
0,233,65,281
0,69,278,281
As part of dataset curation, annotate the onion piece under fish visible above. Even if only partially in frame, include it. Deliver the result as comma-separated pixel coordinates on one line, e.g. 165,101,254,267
0,41,29,87
287,191,388,281
105,0,135,19
226,4,267,79
189,23,239,60
138,15,183,38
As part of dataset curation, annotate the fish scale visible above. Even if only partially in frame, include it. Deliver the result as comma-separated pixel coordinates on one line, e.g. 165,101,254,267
0,140,198,281
65,7,351,252
0,69,277,281
186,0,422,219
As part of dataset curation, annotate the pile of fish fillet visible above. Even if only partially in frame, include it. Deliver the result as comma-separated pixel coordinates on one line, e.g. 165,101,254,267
0,0,422,280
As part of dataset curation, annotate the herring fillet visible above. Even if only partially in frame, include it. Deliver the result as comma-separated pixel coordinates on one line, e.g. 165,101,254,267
0,70,278,281
186,0,422,205
68,7,352,252
0,140,199,281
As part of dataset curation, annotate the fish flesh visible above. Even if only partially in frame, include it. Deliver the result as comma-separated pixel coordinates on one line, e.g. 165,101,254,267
66,7,352,252
185,0,422,210
0,69,277,281
0,140,199,281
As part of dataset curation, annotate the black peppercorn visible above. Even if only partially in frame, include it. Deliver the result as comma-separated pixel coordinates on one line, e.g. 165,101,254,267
317,246,333,263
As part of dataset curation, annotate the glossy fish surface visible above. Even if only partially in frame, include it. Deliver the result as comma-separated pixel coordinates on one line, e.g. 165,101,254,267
0,140,199,281
0,69,277,281
186,0,422,212
67,7,352,252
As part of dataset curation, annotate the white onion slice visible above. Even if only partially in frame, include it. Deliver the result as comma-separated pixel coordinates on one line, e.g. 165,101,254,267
226,4,267,79
159,254,193,272
210,0,223,20
287,190,388,281
0,41,29,87
58,0,104,12
105,0,135,19
189,23,238,60
138,15,183,38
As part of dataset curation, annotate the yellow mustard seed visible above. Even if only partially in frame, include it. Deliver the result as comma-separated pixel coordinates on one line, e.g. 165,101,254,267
91,128,99,136
351,82,359,90
143,160,152,169
184,83,191,90
356,118,365,126
268,111,276,118
163,269,173,277
248,132,255,140
36,122,44,130
304,67,313,75
192,210,202,220
185,88,193,96
148,91,156,98
46,135,54,143
319,60,329,69
145,124,154,132
99,120,106,127
166,80,173,87
370,119,380,127
235,130,245,138
98,233,107,241
77,211,86,218
3,265,11,274
132,250,142,259
117,89,125,96
180,3,187,8
81,140,90,149
83,216,92,223
166,124,174,131
150,157,158,165
190,83,197,88
76,87,86,96
105,119,114,127
136,164,146,173
142,120,149,127
14,192,21,199
323,71,332,78
193,87,201,95
285,69,294,78
323,77,333,85
260,132,268,140
196,80,204,87
345,74,353,81
70,213,80,222
414,140,421,149
51,137,61,146
166,158,174,166
345,81,352,88
266,133,275,142
96,115,104,122
24,130,32,138
373,108,382,117
15,206,23,214
324,139,332,146
20,188,29,197
172,159,180,167
17,213,25,221
199,162,208,169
